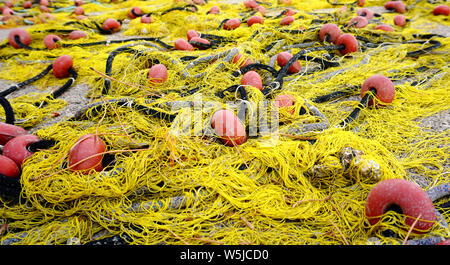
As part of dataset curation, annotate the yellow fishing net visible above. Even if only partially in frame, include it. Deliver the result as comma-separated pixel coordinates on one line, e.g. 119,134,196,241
0,0,448,245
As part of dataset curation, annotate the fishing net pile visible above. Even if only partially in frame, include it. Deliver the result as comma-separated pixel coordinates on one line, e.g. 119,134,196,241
0,0,448,245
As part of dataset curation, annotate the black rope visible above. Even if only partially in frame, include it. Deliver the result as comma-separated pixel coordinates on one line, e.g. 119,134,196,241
406,40,441,57
160,4,198,16
62,37,173,49
232,63,279,78
217,18,230,30
27,139,57,152
0,174,21,201
0,97,15,125
338,91,374,128
68,98,178,122
0,64,53,98
48,67,77,100
312,86,359,103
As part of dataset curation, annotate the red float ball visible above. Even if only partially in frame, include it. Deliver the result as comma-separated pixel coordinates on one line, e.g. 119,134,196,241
189,37,210,50
43,34,62,50
129,7,142,19
74,6,84,15
53,55,73,78
243,0,258,9
384,1,406,13
375,24,394,32
276,52,301,74
360,74,395,106
186,30,200,41
102,18,121,33
3,134,41,167
433,5,450,16
0,155,20,179
0,122,28,145
68,30,88,40
274,94,295,114
319,23,341,43
394,15,406,27
208,6,220,14
8,28,31,49
140,14,152,23
241,70,263,91
365,179,436,234
357,8,374,19
247,16,264,26
347,16,368,28
22,1,33,9
223,18,241,30
233,53,254,69
74,0,83,6
280,15,294,26
211,109,247,146
174,38,194,51
68,134,106,172
148,64,168,84
335,33,359,55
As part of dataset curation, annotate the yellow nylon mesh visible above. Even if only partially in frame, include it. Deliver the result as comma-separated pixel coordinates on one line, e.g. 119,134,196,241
0,0,448,245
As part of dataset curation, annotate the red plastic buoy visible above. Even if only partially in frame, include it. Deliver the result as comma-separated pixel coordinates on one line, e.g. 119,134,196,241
347,16,368,28
74,6,84,15
68,30,87,40
208,6,220,14
276,52,301,74
148,64,168,84
186,30,200,41
53,55,73,78
68,134,106,172
274,94,295,114
255,6,266,16
233,53,254,69
0,122,27,145
102,18,121,33
43,34,62,50
283,8,296,16
74,0,83,6
360,74,395,106
335,33,359,55
280,15,294,26
247,16,264,26
140,14,152,23
241,70,263,90
3,134,41,167
319,23,341,43
374,24,394,32
365,179,437,234
243,0,258,9
384,1,406,13
39,0,48,6
394,15,406,27
211,109,247,146
174,38,194,51
189,37,210,50
129,7,142,19
357,0,365,7
433,5,449,16
22,1,32,8
8,28,31,49
357,8,374,19
0,155,20,179
223,18,241,30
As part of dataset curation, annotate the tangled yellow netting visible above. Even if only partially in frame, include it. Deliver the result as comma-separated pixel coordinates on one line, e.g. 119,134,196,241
0,0,448,245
